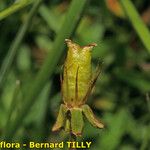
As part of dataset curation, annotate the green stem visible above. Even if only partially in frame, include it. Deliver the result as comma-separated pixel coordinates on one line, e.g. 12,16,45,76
120,0,150,53
0,0,43,88
140,126,149,150
39,4,60,33
0,0,34,21
69,133,77,150
0,80,21,145
3,0,89,141
5,80,21,129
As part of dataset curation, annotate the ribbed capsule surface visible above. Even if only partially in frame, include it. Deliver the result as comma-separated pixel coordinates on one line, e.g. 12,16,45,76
62,39,97,107
52,40,104,134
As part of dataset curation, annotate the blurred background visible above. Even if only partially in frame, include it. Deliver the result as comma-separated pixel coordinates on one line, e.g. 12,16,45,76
0,0,150,150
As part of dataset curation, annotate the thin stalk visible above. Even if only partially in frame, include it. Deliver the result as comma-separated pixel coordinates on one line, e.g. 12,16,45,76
39,4,60,33
0,0,34,21
0,0,43,88
4,80,21,132
120,0,150,54
69,133,77,150
3,0,89,141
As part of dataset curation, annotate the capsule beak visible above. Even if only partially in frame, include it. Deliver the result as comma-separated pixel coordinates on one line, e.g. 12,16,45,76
82,43,97,52
65,39,72,43
65,39,80,51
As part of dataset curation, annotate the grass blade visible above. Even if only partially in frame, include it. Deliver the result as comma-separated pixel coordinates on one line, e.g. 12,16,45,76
0,0,34,21
120,0,150,53
39,4,60,33
3,0,89,140
0,0,43,87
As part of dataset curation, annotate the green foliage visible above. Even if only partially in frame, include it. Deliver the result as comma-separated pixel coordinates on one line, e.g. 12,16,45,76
0,0,34,21
120,0,150,53
0,0,150,149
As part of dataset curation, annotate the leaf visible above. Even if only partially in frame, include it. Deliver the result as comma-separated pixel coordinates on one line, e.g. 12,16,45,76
0,0,34,21
99,109,128,150
120,0,150,53
114,68,150,93
17,45,31,71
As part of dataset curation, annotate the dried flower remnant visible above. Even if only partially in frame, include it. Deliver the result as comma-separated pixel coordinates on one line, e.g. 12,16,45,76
52,39,104,136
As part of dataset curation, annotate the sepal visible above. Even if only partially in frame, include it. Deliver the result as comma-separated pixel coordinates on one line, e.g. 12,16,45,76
82,104,104,129
52,104,68,132
70,108,84,136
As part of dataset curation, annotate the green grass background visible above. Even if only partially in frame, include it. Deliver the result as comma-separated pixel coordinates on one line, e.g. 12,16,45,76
0,0,150,149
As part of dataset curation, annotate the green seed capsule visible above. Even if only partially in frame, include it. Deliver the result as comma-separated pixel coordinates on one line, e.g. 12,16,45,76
62,39,97,107
52,39,104,136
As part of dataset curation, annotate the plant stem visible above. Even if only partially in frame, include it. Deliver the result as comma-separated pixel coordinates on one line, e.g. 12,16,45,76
3,0,89,141
69,133,77,150
0,0,43,88
0,0,34,21
120,0,150,54
5,80,21,129
39,4,60,33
